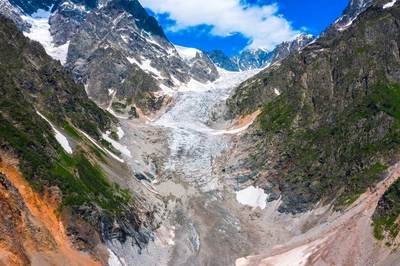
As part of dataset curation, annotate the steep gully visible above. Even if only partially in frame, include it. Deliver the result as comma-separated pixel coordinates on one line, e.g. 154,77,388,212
114,64,400,265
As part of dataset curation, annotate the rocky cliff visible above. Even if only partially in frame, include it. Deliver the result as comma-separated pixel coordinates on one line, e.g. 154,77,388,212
226,0,400,215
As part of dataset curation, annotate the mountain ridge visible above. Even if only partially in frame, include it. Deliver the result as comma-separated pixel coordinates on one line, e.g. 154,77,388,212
207,33,315,72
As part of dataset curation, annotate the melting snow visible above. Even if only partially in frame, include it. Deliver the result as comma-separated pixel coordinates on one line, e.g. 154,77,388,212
383,0,397,8
78,129,124,163
102,133,132,157
141,59,162,78
22,12,70,65
116,127,124,139
127,57,162,78
36,111,73,154
126,57,139,65
175,45,200,61
236,186,268,210
108,249,125,266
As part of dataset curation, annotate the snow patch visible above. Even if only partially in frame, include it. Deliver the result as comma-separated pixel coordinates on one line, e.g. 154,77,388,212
121,35,130,43
78,129,124,163
108,248,125,266
36,111,73,154
159,84,175,95
126,56,139,65
22,14,70,65
141,59,162,78
102,133,132,157
383,0,397,8
116,127,124,139
236,186,268,210
175,45,200,61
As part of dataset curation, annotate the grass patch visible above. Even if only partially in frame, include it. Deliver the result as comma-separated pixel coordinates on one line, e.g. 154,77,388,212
63,122,82,140
112,102,127,114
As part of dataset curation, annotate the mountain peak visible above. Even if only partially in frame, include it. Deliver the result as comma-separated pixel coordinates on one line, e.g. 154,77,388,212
207,33,315,72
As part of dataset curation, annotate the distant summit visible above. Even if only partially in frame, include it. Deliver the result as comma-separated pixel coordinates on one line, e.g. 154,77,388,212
207,33,315,72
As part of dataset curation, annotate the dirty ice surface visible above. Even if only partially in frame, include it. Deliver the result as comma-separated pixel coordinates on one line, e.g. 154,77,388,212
152,68,260,192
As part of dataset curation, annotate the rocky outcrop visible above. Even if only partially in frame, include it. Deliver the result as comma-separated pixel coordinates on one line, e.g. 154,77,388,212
50,0,219,112
0,172,56,265
206,50,239,71
8,0,56,16
330,0,376,32
270,33,315,63
233,48,274,70
0,0,31,32
226,0,400,213
49,0,91,46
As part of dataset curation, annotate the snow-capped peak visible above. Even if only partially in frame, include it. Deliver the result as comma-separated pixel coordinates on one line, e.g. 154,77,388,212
175,45,201,61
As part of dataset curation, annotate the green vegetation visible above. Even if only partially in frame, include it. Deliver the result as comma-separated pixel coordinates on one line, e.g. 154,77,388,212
63,122,82,140
109,131,119,141
373,177,400,244
0,15,129,216
128,106,139,118
100,138,121,156
112,102,127,114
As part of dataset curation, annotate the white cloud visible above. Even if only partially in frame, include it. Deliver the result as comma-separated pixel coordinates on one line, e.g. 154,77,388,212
139,0,300,50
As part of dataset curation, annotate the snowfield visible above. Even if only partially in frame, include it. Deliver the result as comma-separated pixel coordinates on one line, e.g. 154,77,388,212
22,9,70,65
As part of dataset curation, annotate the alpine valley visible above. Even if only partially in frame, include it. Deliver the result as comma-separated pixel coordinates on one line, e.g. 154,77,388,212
1,0,400,265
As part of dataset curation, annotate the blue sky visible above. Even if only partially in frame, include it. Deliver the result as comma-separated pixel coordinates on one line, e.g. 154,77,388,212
141,0,350,57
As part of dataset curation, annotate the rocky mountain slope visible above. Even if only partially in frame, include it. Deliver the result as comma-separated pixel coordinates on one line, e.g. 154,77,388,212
4,0,218,115
226,0,400,220
0,14,165,265
329,0,376,31
207,34,315,72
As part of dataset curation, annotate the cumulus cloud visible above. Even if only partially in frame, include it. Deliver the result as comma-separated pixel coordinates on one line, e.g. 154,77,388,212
139,0,301,50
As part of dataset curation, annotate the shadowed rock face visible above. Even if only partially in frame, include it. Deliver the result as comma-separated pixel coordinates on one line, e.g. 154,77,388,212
227,0,400,213
206,50,239,72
